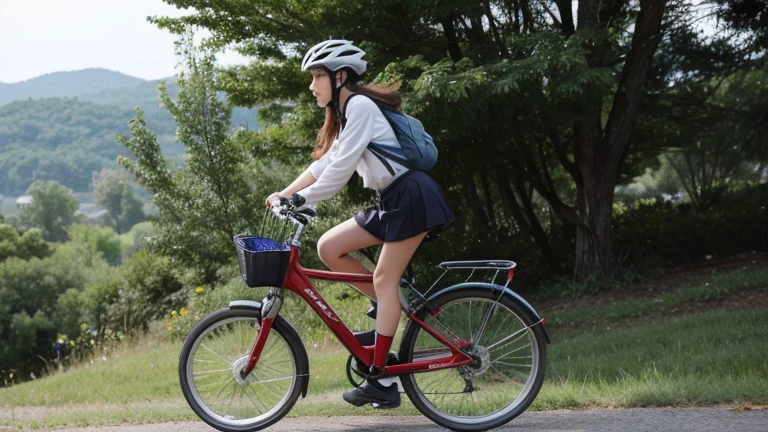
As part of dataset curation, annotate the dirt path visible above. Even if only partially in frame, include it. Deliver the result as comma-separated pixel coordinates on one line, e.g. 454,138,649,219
46,407,768,432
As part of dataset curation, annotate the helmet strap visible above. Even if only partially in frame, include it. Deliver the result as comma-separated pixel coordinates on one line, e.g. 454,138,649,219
327,68,349,129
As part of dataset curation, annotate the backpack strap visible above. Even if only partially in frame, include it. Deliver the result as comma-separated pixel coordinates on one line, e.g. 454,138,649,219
368,147,396,176
341,93,398,176
340,92,361,129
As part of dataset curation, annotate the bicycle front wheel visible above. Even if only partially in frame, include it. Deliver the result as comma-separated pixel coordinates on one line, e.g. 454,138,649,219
399,286,547,431
179,307,307,431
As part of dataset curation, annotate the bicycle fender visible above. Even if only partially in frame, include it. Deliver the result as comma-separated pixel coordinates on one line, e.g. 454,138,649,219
227,300,311,397
229,299,263,311
428,283,550,343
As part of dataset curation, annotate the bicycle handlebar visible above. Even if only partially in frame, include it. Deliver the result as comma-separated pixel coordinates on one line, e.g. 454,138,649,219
267,196,317,246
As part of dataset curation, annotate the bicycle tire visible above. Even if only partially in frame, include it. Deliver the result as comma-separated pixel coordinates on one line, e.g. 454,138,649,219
398,285,547,431
179,307,307,431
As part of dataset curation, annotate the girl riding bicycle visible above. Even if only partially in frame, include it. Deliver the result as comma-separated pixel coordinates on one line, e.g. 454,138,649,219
265,39,454,408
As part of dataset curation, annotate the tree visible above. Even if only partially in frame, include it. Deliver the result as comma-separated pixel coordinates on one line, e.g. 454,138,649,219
630,1,768,209
113,249,184,331
92,169,146,234
67,224,123,266
151,0,670,281
661,71,768,209
19,180,79,242
714,0,768,51
0,247,90,380
0,225,51,262
118,35,262,283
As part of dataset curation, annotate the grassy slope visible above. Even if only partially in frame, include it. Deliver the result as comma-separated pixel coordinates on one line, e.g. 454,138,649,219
1,262,767,429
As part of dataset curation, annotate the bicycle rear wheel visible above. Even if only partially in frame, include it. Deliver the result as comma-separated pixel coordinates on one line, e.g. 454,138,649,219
399,286,547,431
179,307,307,431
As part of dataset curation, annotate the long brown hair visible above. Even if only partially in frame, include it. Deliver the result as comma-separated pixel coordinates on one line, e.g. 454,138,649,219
312,75,403,160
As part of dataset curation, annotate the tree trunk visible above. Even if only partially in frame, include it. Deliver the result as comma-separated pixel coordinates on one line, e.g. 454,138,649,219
555,0,576,36
497,168,564,274
462,174,491,230
480,171,496,231
440,14,463,63
573,164,616,280
572,0,667,281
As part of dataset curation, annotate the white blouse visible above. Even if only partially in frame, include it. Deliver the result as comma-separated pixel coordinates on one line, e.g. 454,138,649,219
298,95,408,205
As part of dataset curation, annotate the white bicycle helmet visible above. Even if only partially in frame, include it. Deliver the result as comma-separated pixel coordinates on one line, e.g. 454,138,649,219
301,39,367,75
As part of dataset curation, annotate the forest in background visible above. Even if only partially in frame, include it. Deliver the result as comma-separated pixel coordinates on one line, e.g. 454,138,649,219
1,0,767,384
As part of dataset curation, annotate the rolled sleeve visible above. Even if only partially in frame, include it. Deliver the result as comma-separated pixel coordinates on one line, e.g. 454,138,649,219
308,152,331,179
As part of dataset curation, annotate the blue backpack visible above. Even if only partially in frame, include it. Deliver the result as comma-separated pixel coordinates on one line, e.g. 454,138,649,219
350,95,438,172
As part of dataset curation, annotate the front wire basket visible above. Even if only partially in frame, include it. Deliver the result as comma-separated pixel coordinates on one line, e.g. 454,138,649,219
233,234,291,287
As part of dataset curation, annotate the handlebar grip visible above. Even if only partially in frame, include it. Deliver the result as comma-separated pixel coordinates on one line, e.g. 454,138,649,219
291,193,306,207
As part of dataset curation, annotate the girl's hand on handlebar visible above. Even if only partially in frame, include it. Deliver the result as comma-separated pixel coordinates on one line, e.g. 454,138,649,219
265,192,284,208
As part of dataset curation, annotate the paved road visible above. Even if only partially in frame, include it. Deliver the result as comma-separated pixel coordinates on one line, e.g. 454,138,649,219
50,407,768,432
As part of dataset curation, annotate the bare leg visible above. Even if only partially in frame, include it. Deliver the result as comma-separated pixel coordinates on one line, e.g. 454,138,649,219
317,218,384,298
373,232,429,337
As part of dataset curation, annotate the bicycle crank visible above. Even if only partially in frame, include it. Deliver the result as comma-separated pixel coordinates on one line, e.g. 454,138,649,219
345,354,403,391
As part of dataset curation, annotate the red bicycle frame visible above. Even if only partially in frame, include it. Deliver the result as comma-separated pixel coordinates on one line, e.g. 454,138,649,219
244,244,473,377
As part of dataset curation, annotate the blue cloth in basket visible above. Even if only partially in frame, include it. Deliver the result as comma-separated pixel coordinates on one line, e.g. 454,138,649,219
240,237,290,252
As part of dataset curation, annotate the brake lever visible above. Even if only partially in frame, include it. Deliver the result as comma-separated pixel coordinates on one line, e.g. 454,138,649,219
293,205,317,217
293,214,309,225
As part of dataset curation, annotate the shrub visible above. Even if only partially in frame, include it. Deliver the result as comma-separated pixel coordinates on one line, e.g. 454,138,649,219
614,183,768,266
0,225,51,262
67,224,122,265
109,250,185,333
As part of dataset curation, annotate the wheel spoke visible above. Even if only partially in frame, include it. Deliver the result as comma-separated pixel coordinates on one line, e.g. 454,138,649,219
193,367,232,376
244,383,268,410
181,311,301,429
491,360,533,368
200,343,233,367
401,291,545,429
493,343,533,363
485,327,530,351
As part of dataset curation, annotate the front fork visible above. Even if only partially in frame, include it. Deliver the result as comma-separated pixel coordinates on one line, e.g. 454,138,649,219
240,287,284,378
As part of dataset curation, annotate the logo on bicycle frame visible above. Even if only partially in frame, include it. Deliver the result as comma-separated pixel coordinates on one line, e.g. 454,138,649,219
304,288,340,322
429,362,451,370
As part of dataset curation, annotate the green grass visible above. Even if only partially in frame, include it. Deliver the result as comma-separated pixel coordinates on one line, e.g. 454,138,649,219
0,339,420,429
0,339,181,407
546,267,768,328
1,267,767,429
538,307,768,409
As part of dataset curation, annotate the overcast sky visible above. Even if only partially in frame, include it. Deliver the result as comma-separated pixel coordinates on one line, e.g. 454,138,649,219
0,0,247,83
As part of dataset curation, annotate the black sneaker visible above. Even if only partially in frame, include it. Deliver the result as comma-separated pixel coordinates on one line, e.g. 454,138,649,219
342,379,400,409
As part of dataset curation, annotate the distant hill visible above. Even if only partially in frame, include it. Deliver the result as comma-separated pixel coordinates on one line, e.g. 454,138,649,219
1,69,260,129
81,76,178,108
0,68,147,105
0,98,142,195
0,69,260,196
79,78,262,133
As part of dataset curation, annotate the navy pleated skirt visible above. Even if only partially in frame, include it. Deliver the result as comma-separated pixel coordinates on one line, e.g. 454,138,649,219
354,170,454,242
